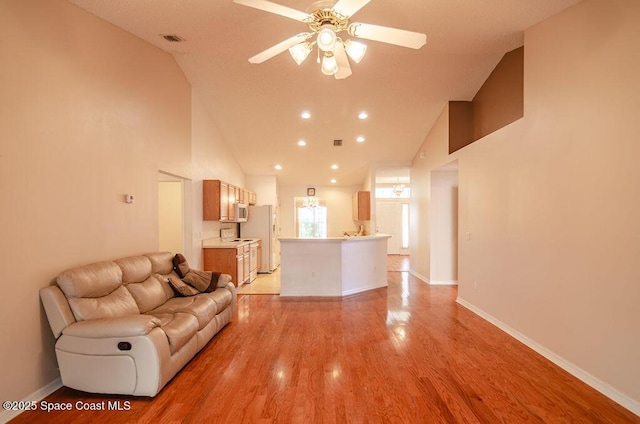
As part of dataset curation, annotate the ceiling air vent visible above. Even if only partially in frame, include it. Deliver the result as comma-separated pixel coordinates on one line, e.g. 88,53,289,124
161,34,184,43
333,139,343,146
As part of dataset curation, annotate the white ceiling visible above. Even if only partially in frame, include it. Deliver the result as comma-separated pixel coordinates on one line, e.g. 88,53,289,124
67,0,581,187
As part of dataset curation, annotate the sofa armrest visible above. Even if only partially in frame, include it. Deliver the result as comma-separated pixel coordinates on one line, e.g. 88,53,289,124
62,315,162,338
40,286,77,339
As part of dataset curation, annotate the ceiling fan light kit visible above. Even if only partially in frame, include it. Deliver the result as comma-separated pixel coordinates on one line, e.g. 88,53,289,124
317,24,338,51
233,0,427,79
321,52,338,75
289,41,313,65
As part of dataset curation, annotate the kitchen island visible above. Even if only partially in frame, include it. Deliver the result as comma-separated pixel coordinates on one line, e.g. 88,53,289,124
278,234,391,297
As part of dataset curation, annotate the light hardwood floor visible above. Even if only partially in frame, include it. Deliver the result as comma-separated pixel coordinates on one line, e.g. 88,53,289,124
238,267,281,295
11,265,639,423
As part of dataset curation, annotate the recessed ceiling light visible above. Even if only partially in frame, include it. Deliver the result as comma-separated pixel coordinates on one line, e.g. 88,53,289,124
330,179,337,184
274,164,282,170
298,140,306,146
301,111,311,119
331,164,339,170
358,111,368,120
356,136,365,143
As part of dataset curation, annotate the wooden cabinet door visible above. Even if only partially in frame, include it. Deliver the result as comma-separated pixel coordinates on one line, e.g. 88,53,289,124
204,180,223,221
352,191,371,220
220,182,229,221
243,249,250,284
256,241,262,272
236,247,244,286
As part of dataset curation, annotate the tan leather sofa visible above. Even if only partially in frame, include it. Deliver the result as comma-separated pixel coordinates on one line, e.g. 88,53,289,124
40,252,237,397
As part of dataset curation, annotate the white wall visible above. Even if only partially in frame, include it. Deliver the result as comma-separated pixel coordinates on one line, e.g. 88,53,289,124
190,92,246,269
411,0,640,411
246,175,279,207
429,169,458,284
0,0,192,405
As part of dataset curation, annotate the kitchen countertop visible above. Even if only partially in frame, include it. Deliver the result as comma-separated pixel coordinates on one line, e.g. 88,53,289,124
278,234,391,243
202,238,260,248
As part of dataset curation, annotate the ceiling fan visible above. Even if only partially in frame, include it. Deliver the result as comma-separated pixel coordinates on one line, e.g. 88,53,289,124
233,0,427,79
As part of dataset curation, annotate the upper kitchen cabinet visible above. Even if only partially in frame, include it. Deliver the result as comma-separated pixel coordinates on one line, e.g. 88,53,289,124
203,180,228,221
203,180,257,221
352,191,371,221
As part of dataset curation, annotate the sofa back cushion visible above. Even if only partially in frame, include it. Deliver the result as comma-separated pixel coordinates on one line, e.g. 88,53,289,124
68,286,140,321
145,252,175,275
57,261,139,321
116,255,174,313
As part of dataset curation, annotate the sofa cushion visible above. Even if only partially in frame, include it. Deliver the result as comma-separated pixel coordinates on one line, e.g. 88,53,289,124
68,285,139,321
151,312,199,354
126,275,175,313
115,256,152,284
201,286,234,312
147,295,218,330
114,256,174,313
145,252,174,275
57,261,122,299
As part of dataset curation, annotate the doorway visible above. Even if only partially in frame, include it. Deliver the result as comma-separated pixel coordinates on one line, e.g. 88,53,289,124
158,172,185,254
376,200,409,255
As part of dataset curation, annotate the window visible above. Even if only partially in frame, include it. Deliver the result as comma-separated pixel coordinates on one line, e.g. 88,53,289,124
295,198,327,238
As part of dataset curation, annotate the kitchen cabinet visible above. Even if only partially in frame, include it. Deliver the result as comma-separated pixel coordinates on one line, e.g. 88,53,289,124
228,184,237,222
256,240,262,274
352,191,371,220
243,245,250,284
203,180,230,221
248,241,259,282
203,245,249,287
203,180,257,222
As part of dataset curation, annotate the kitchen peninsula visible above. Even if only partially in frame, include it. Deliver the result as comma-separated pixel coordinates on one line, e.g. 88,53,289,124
278,234,391,297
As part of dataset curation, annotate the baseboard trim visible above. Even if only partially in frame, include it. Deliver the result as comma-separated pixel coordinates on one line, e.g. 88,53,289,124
0,378,62,423
409,270,429,284
342,282,388,297
429,280,458,286
456,297,640,417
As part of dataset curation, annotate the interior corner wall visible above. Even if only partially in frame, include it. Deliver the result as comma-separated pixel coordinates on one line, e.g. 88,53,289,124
0,0,192,405
409,105,450,283
190,92,246,269
412,0,640,410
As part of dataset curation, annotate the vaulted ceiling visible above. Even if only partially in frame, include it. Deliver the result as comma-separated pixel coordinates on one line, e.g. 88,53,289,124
67,0,581,186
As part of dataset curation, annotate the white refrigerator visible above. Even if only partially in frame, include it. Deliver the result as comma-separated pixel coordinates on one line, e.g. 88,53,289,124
240,205,280,273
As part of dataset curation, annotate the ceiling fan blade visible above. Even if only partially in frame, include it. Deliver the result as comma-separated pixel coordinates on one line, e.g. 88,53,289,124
333,42,352,80
332,0,371,18
349,22,427,49
233,0,310,22
248,33,311,64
